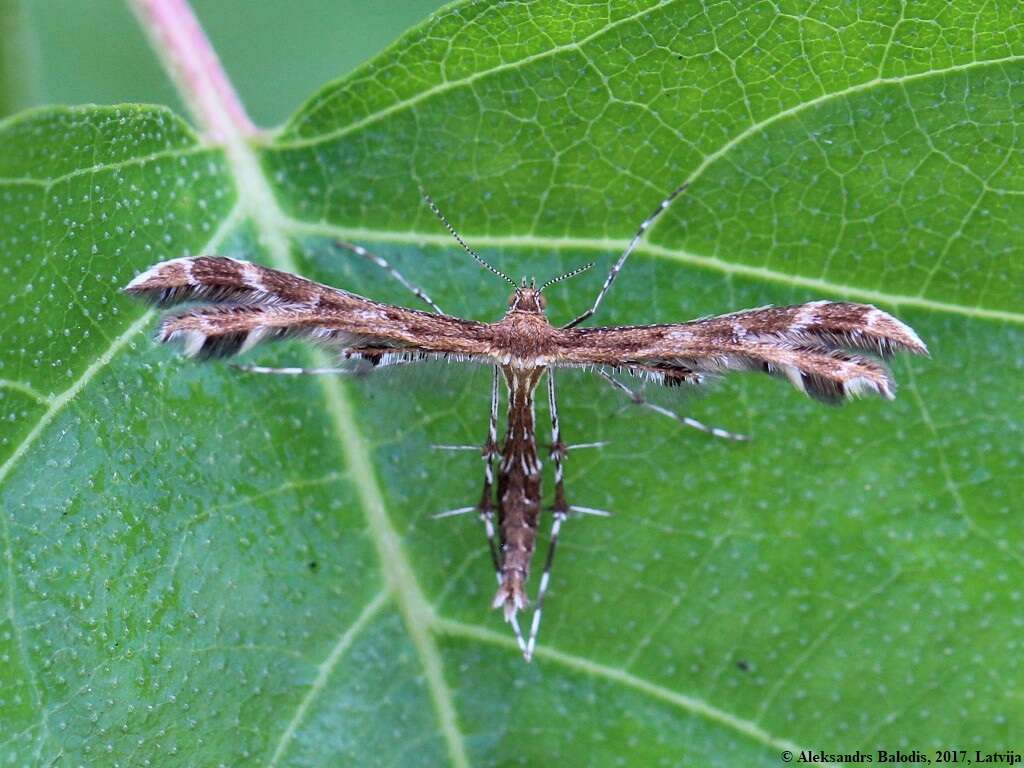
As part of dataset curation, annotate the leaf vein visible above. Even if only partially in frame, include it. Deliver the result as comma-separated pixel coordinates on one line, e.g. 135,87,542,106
266,589,391,768
0,310,153,761
0,197,242,760
281,218,1024,324
754,568,904,721
0,146,205,191
0,379,52,405
274,0,678,148
434,616,821,761
903,364,1024,568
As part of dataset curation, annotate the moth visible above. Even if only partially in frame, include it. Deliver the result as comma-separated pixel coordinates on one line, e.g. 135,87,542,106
124,184,927,660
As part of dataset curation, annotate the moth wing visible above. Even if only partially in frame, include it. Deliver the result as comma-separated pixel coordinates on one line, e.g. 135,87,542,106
552,302,926,404
125,256,499,366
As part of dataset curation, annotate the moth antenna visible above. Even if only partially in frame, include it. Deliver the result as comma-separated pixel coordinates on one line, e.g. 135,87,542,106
563,181,690,329
539,262,594,292
420,188,516,286
331,240,444,315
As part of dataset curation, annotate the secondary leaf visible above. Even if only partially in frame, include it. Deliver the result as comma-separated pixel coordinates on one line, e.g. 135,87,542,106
2,2,1022,766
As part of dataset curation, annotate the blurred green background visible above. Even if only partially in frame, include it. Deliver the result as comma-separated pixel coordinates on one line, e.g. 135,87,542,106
2,0,443,124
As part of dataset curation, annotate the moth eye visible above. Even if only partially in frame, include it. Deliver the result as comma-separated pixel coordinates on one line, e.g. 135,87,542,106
538,293,547,310
508,293,518,307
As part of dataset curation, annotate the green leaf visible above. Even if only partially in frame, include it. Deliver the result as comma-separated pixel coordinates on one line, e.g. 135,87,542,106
2,2,1022,765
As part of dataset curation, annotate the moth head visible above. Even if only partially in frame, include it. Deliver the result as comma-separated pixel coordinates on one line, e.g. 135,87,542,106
508,282,547,314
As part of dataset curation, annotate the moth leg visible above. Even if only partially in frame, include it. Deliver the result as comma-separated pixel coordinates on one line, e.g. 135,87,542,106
568,505,612,517
429,369,500,575
231,350,427,378
563,182,689,329
332,240,444,315
525,509,564,662
597,370,750,441
482,366,528,654
478,365,502,575
431,507,475,519
229,363,360,376
524,370,570,661
432,366,527,654
564,441,608,451
547,370,571,518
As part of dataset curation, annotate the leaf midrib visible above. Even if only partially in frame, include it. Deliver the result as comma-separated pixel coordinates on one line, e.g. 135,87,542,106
282,218,1024,324
217,123,473,768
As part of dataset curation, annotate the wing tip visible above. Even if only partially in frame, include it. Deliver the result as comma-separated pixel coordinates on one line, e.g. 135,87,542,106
864,305,928,357
123,257,198,303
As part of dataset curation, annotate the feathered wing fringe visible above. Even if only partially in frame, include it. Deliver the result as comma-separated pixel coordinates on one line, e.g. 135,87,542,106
559,301,927,404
